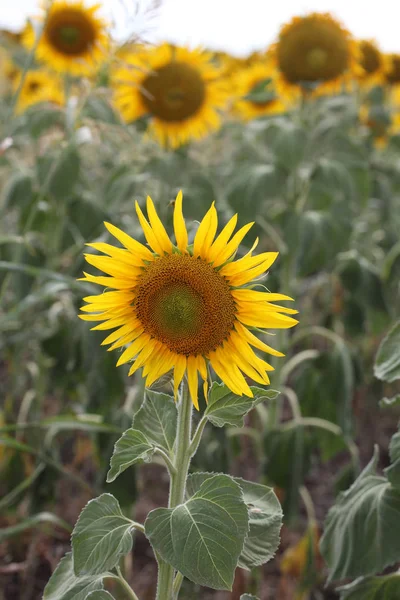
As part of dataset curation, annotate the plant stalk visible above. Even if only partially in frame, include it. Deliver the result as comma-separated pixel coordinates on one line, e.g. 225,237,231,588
156,378,193,600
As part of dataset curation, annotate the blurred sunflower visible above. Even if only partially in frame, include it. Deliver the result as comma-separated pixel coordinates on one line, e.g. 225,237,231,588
23,1,108,76
0,50,20,93
358,40,384,84
359,104,394,148
15,70,64,113
80,193,298,408
384,54,400,86
270,13,359,93
233,62,288,121
113,43,228,148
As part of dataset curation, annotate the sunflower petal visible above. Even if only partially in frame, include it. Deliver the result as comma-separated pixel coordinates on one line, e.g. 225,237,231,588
173,190,188,253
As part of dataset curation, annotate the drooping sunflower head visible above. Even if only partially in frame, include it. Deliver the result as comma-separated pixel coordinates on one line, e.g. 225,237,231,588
384,54,400,86
23,1,109,76
80,193,298,408
113,43,228,148
14,70,64,113
271,13,358,92
232,62,290,121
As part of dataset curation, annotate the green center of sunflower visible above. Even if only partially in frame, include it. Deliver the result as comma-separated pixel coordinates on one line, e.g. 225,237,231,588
46,8,96,56
277,17,350,83
134,254,236,356
140,61,206,122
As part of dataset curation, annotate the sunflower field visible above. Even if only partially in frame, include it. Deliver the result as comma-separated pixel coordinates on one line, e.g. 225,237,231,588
1,2,400,600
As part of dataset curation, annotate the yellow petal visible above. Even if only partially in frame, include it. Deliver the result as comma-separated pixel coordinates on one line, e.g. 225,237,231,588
193,202,218,259
117,333,150,366
135,200,165,256
86,243,146,267
104,221,153,261
206,213,238,263
174,354,187,398
212,222,254,267
238,311,299,329
84,254,141,279
80,272,136,290
232,290,294,303
234,322,284,357
173,191,188,253
187,356,200,410
146,195,173,254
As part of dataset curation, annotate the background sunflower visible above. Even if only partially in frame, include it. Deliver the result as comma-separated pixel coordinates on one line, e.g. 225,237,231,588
113,43,228,148
23,0,108,76
14,69,64,112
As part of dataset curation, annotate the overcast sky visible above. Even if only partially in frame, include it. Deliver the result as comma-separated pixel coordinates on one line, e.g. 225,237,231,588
2,0,400,56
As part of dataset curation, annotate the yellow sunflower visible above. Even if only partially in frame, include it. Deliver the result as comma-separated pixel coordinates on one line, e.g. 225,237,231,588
233,62,288,121
270,13,360,94
0,49,20,93
23,1,108,76
14,70,64,113
79,193,298,408
113,43,228,148
357,40,384,84
384,54,400,86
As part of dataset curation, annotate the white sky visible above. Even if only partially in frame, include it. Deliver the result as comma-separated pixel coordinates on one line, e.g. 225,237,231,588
1,0,400,56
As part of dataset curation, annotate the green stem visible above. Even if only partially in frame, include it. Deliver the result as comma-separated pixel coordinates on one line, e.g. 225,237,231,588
116,566,140,600
156,378,193,600
172,572,184,599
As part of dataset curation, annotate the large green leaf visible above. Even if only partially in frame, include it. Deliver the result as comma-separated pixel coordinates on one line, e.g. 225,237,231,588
320,449,400,581
85,593,116,600
72,494,135,576
43,553,112,600
205,383,279,428
385,428,400,488
107,429,156,483
132,390,177,454
374,321,400,383
339,574,400,599
186,473,282,569
145,474,249,590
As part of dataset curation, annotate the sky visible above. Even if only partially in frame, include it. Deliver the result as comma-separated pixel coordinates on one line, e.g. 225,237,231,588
2,0,400,56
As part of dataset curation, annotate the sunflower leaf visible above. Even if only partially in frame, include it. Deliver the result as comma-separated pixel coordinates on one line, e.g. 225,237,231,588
240,595,260,600
205,383,279,428
43,553,113,600
338,574,400,599
145,474,249,590
385,427,400,488
71,494,135,576
320,447,400,582
132,390,177,453
107,428,156,483
85,592,116,600
186,472,282,570
374,320,400,383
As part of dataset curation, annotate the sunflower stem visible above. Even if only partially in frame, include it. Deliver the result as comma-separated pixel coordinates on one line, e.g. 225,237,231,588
156,378,193,600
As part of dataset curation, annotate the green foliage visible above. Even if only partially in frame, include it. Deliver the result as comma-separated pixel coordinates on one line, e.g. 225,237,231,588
145,474,249,590
107,428,158,482
338,575,400,599
186,473,282,570
320,447,400,582
132,390,177,453
43,553,113,600
205,383,279,428
374,321,400,382
71,494,135,576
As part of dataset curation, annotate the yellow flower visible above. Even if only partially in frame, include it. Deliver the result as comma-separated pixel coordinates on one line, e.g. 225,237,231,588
23,1,109,76
0,49,20,93
113,43,228,148
233,62,289,121
80,193,298,408
384,54,400,85
270,13,359,94
357,40,384,84
14,70,64,113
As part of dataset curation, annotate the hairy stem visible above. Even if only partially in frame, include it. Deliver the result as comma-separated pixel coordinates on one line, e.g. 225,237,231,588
156,378,193,600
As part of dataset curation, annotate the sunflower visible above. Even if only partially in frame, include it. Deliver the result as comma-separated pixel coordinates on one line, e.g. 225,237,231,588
357,40,384,84
79,193,298,408
270,13,359,93
113,43,228,148
0,50,20,93
233,62,288,121
384,54,400,86
14,70,64,113
23,1,108,76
